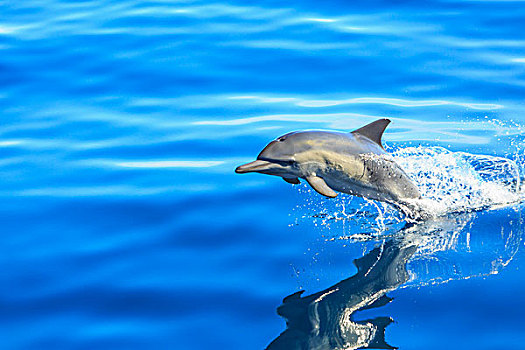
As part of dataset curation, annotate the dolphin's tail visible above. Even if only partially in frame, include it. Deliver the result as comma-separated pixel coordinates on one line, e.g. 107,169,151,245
396,199,434,222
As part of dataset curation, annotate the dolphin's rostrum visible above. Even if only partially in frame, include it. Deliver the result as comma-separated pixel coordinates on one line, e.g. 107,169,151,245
236,119,423,219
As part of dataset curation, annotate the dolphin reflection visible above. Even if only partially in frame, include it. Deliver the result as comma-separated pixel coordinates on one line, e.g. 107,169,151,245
267,238,417,350
267,210,522,350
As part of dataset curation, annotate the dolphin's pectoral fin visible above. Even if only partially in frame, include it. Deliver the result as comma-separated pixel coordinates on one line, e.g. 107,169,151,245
351,118,391,149
283,177,300,185
359,295,394,311
306,176,337,198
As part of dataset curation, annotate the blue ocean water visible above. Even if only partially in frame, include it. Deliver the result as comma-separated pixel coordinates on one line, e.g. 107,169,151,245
1,0,525,349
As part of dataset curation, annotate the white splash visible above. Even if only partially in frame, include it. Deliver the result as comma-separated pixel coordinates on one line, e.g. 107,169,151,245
393,146,522,218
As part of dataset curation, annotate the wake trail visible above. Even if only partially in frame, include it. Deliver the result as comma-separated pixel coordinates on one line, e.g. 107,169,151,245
393,146,523,219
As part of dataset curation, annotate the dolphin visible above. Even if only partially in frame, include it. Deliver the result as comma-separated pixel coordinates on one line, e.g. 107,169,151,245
235,118,423,219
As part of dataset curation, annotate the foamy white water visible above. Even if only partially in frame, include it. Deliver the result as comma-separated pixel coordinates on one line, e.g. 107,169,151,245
393,146,522,218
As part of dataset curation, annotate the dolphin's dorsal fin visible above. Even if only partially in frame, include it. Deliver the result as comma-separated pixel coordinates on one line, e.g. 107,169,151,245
351,118,391,149
360,316,396,349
